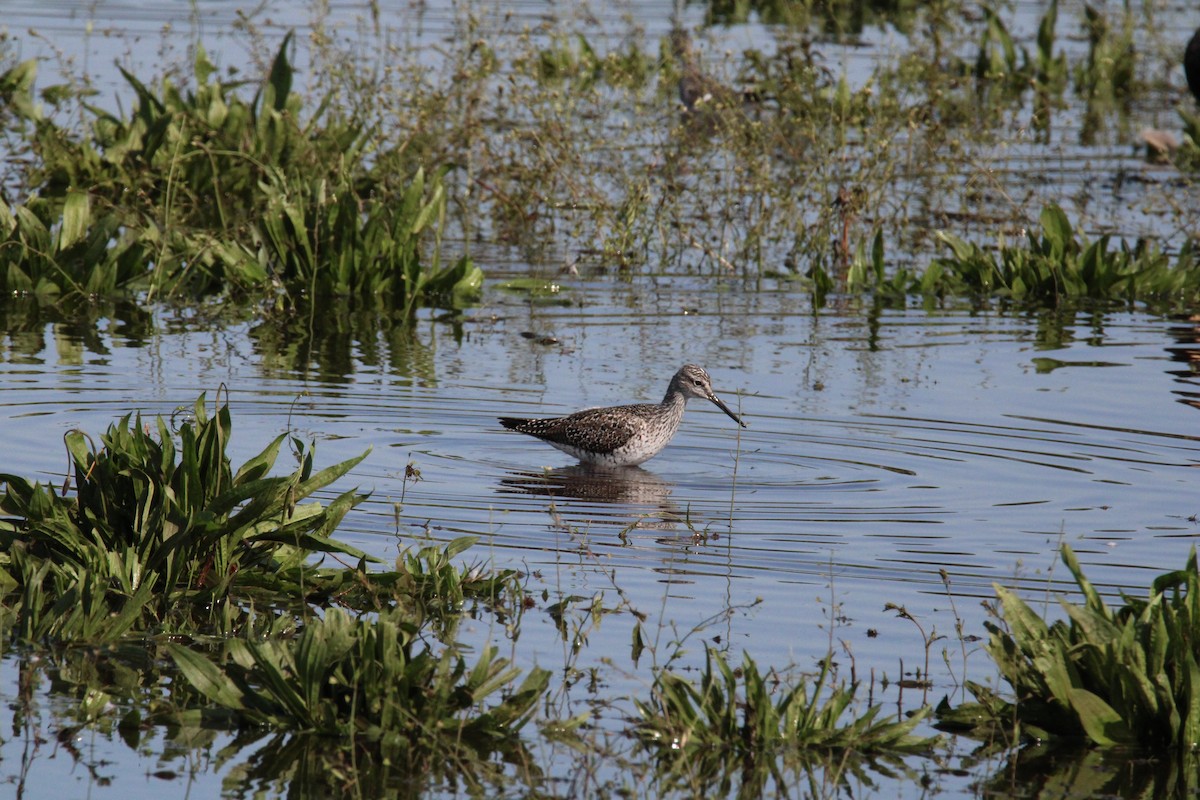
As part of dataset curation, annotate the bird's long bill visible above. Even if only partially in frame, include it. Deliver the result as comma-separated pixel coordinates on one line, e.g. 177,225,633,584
708,393,747,428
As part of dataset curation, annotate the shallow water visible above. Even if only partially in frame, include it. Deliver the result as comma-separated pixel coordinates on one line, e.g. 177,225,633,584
4,0,1200,797
4,276,1200,796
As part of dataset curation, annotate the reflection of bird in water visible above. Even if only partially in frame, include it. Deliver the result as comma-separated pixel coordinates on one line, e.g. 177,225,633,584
499,464,674,506
1186,28,1200,102
498,465,687,532
1166,314,1200,412
499,364,745,467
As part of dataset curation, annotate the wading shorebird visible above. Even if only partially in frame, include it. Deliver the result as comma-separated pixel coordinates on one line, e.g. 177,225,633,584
670,28,738,113
498,364,746,467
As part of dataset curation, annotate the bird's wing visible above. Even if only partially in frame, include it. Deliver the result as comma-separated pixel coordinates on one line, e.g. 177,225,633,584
553,406,649,454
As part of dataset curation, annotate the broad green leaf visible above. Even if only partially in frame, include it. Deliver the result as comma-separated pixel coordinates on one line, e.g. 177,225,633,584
167,643,247,709
1068,687,1129,746
994,584,1049,647
290,449,371,506
1039,202,1072,254
266,32,294,113
59,190,91,251
233,433,285,484
443,535,480,559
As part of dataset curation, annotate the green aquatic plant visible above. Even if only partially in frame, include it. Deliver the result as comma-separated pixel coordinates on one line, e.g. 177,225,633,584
1030,0,1068,135
323,534,527,643
928,204,1200,304
1072,5,1137,145
1032,0,1067,93
1,532,544,795
0,192,152,296
974,5,1028,96
845,228,919,299
0,0,1186,308
702,0,925,34
533,33,602,87
939,544,1200,750
0,34,478,306
0,393,369,640
633,645,935,793
168,606,548,746
223,163,482,308
1074,5,1136,103
1,2,1172,304
17,33,347,228
0,388,542,774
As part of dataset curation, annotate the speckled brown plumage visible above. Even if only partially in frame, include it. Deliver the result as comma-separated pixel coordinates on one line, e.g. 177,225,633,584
499,364,746,466
669,29,738,112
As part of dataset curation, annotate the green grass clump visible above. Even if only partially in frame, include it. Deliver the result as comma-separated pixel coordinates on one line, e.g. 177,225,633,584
939,544,1200,750
0,34,480,306
168,608,548,745
242,164,482,310
0,395,547,787
926,204,1200,304
0,191,153,297
822,203,1200,308
634,646,935,794
0,393,369,640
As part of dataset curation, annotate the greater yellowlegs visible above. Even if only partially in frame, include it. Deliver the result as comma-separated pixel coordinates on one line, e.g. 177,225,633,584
669,29,736,113
499,364,746,467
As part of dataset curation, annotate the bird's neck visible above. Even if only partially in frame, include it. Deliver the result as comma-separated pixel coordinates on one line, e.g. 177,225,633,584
661,386,688,409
